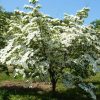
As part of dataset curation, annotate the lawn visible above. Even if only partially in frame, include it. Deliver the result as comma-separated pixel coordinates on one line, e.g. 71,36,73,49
0,72,100,100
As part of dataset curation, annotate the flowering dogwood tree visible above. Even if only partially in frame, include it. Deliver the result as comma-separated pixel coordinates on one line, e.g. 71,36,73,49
0,0,100,99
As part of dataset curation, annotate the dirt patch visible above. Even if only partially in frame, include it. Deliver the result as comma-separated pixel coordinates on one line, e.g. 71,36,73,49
0,81,51,91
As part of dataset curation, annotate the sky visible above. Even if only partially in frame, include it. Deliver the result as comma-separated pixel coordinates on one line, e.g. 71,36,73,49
0,0,100,24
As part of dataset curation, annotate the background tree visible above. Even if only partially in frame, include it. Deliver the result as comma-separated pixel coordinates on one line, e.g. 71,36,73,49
91,19,100,30
0,5,13,48
0,6,13,74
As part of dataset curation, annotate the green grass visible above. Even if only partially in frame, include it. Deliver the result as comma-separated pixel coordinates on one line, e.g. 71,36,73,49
0,88,94,100
0,72,100,100
0,72,26,82
85,72,100,83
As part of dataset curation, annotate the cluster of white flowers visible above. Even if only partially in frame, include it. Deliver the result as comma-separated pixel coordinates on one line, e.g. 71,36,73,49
78,83,96,100
24,5,34,10
14,68,26,78
0,39,14,63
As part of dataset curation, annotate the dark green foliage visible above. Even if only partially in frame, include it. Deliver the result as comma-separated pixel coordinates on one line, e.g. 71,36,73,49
0,6,12,33
0,6,13,48
91,20,100,29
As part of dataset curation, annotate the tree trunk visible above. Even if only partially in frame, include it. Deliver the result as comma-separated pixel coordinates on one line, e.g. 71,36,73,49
48,68,57,93
51,78,56,92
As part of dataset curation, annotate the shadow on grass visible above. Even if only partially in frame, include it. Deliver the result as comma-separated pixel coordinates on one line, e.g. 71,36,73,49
0,85,100,100
96,83,100,100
